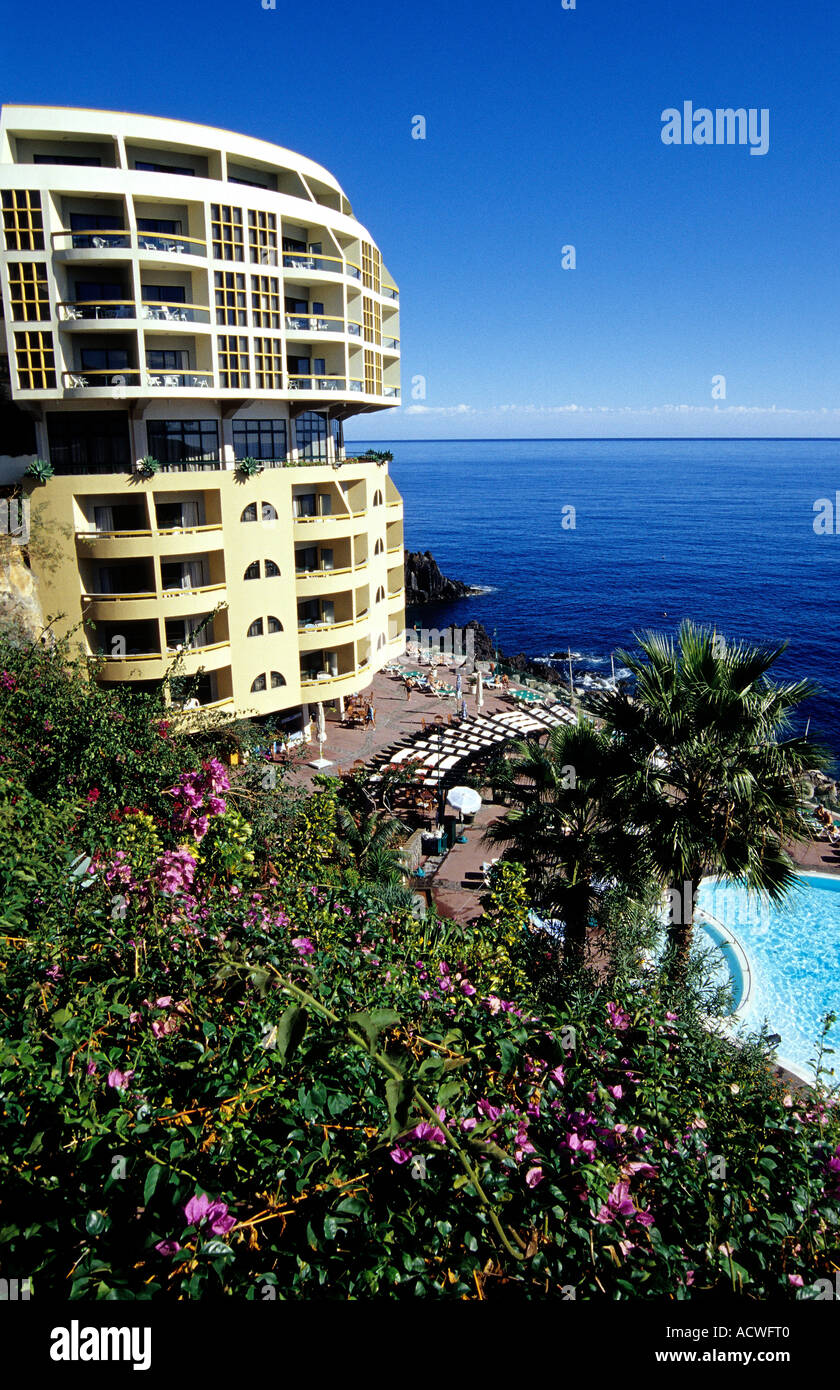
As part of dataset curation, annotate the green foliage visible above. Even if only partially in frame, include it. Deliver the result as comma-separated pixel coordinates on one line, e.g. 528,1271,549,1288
24,457,53,483
235,456,264,477
136,456,160,478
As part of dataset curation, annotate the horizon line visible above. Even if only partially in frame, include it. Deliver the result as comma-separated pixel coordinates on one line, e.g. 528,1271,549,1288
344,435,840,443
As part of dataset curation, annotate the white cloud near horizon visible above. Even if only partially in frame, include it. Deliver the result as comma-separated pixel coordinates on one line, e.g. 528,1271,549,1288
400,402,840,418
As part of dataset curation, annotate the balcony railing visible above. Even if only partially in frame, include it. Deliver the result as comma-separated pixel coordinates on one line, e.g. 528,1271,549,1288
297,618,353,634
383,386,400,398
52,229,207,257
59,301,135,321
382,283,399,301
146,369,214,389
347,320,362,336
137,232,206,257
284,314,345,333
383,336,400,350
63,368,142,389
288,374,347,392
142,301,212,324
162,582,226,598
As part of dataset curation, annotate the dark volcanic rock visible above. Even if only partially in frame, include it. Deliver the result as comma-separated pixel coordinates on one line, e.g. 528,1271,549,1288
404,550,476,604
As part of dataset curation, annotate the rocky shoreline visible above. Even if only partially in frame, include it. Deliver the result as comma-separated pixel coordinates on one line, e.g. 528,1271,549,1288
403,550,481,605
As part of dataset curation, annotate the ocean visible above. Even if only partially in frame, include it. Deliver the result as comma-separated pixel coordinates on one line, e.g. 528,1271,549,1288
353,438,840,764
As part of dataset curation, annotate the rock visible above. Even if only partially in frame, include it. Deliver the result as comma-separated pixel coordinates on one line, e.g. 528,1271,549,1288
404,550,477,604
0,539,48,644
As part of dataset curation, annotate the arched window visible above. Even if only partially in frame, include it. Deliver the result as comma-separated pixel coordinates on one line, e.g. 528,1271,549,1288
241,503,258,523
244,561,260,580
250,674,267,692
264,559,281,577
373,489,383,506
376,633,386,649
270,671,286,688
261,502,277,521
375,585,385,603
247,618,264,637
267,616,283,632
374,538,384,555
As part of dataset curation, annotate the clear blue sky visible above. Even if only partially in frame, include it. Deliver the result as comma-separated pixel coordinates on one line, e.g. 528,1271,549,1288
2,0,838,438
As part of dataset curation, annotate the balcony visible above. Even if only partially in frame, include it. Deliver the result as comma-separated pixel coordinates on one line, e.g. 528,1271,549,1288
136,232,206,257
59,301,135,322
145,369,214,390
51,229,207,259
284,314,346,334
383,336,400,351
288,375,347,392
141,302,211,325
382,282,399,301
63,368,142,391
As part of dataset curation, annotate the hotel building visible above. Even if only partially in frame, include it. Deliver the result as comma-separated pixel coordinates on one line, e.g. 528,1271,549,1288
0,105,404,730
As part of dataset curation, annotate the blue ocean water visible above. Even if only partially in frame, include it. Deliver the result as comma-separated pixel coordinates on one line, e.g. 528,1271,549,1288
355,438,840,761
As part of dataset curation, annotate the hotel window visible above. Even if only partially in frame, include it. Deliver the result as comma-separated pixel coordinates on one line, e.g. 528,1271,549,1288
361,241,381,293
135,159,195,177
251,274,280,328
364,349,382,395
248,209,278,265
34,152,102,166
2,189,45,251
146,420,219,469
251,674,267,692
267,615,283,632
8,262,50,322
147,349,188,372
214,271,247,326
46,410,130,474
244,561,261,580
232,418,287,463
254,337,284,391
265,559,281,577
218,335,250,389
241,503,258,523
211,204,244,261
295,411,328,461
270,671,286,688
14,330,56,389
247,618,264,637
362,295,381,345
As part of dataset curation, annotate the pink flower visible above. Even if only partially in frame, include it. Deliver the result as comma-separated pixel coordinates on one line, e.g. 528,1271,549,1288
550,1065,565,1086
608,1084,623,1100
788,1273,804,1287
107,1068,134,1090
292,936,315,956
484,995,502,1015
478,1099,502,1123
86,1059,98,1076
459,980,476,996
461,1117,478,1132
155,996,173,1008
86,787,100,803
184,1192,236,1236
525,1166,544,1187
413,1121,446,1144
155,1239,181,1256
390,1147,412,1165
606,1001,631,1031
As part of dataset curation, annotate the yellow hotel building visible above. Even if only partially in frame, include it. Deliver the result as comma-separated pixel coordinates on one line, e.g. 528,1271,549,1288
0,105,404,731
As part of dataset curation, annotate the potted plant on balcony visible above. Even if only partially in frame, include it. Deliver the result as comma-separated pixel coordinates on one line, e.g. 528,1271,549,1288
235,456,264,478
24,457,54,484
136,456,160,479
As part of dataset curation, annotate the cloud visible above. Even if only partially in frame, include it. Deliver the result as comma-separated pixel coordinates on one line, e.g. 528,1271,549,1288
402,401,840,418
402,403,474,416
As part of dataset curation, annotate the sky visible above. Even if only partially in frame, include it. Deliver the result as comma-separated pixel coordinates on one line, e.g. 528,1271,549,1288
1,0,838,438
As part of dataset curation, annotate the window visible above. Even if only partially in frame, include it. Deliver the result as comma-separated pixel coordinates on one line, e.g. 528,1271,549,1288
80,347,130,372
211,204,244,261
46,410,131,474
294,493,317,518
241,503,258,522
270,672,286,688
251,274,280,329
295,411,328,461
70,210,125,249
362,295,381,344
375,586,385,603
137,217,181,235
364,349,382,395
361,241,381,293
267,615,282,632
248,209,278,265
232,418,287,463
146,420,219,470
14,330,56,389
244,561,261,580
247,618,264,637
377,633,386,650
218,335,249,389
143,283,186,304
75,279,124,303
147,349,188,372
2,189,44,250
214,271,247,326
374,538,384,555
34,152,102,166
262,503,277,520
265,559,281,577
254,337,283,390
135,160,195,176
8,263,50,321
251,674,267,692
373,489,383,506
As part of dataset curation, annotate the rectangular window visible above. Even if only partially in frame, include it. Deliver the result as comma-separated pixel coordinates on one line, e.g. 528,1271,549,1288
361,242,381,293
214,271,247,326
142,283,186,303
135,160,195,176
34,153,101,166
80,347,130,372
248,209,278,265
14,329,56,389
147,349,188,371
146,419,219,471
2,189,44,251
253,337,284,391
218,334,250,389
364,348,382,395
46,411,130,474
362,295,381,345
8,262,50,321
251,273,280,328
232,418,287,463
137,217,181,235
211,204,244,261
295,411,328,461
69,210,126,249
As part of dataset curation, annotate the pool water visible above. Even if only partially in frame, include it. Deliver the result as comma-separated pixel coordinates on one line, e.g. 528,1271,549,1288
695,875,840,1083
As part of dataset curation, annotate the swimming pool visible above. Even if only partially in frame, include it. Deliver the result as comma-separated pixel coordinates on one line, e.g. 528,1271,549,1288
695,874,840,1083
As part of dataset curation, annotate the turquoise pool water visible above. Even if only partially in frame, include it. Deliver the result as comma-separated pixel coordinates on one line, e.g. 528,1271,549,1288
696,875,840,1081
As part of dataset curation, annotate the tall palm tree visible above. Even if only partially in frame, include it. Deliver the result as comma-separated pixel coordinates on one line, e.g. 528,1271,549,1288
592,621,829,983
334,802,407,883
484,720,645,968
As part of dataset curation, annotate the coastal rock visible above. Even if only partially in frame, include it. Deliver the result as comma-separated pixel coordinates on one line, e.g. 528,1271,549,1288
0,540,47,644
404,550,476,604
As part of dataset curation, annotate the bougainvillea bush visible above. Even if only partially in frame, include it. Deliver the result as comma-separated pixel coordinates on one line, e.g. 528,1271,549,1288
1,643,839,1299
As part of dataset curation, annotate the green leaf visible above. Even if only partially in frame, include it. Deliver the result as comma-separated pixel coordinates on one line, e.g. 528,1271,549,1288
143,1163,164,1206
385,1075,409,1138
348,1008,401,1054
85,1210,110,1237
277,1004,307,1063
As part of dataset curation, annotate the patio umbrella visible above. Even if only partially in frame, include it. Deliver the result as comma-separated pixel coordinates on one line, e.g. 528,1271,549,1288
455,671,462,698
446,785,482,818
309,701,333,770
476,669,484,710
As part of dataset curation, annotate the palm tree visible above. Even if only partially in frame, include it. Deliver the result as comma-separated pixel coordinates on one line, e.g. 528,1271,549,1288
484,720,645,968
334,802,407,883
592,621,829,983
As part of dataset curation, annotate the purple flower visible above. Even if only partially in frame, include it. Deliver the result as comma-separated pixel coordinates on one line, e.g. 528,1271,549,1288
461,1117,478,1132
107,1068,134,1090
788,1273,804,1287
459,980,476,996
550,1065,565,1086
155,1239,181,1256
606,1001,631,1031
413,1121,446,1144
184,1192,213,1226
608,1084,623,1100
291,936,315,956
525,1166,544,1187
86,1059,98,1076
184,1192,235,1236
390,1147,412,1165
478,1099,502,1123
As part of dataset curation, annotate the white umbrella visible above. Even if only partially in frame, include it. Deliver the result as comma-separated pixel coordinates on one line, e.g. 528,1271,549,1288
309,701,333,770
446,785,482,818
455,671,462,698
476,668,484,710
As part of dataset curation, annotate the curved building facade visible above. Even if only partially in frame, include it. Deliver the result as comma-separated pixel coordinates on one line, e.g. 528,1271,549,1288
0,105,404,726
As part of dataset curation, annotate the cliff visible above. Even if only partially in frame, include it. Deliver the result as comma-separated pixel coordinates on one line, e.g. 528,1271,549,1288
404,550,477,604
